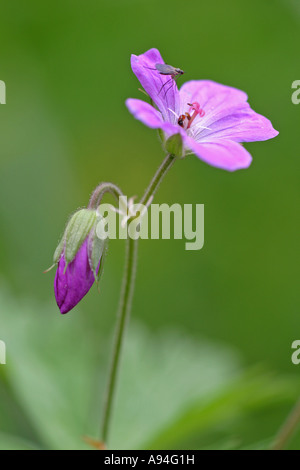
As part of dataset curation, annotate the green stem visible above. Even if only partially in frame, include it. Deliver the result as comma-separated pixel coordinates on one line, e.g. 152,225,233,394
101,235,137,444
100,153,176,445
139,153,177,206
270,399,300,450
88,182,124,209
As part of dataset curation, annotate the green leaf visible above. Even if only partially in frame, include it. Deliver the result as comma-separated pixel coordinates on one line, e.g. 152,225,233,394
0,433,40,450
1,288,299,450
109,325,241,449
0,288,102,450
142,371,298,450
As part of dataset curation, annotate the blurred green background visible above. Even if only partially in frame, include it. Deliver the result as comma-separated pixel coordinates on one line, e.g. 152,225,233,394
0,0,300,450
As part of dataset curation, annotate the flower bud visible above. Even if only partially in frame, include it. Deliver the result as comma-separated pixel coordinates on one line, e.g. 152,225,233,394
53,209,107,314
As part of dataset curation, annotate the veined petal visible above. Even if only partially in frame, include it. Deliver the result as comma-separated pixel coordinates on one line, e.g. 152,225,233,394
184,137,252,172
180,80,278,145
131,48,180,123
180,80,249,117
195,107,279,143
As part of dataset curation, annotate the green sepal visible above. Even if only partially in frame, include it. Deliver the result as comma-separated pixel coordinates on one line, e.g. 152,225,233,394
165,133,183,158
88,215,108,284
64,209,97,266
53,236,65,264
138,88,149,97
157,128,165,144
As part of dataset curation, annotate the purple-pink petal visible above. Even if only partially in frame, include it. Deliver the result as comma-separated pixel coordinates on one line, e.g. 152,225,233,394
126,98,164,129
54,239,96,314
184,137,252,172
179,80,249,116
179,80,278,144
126,97,181,138
130,48,180,123
196,107,279,143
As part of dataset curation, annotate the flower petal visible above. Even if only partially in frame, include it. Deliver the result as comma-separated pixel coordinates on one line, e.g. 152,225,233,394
126,98,183,138
195,107,279,143
54,240,96,314
184,137,252,172
131,48,180,123
126,98,164,128
180,80,278,144
180,80,248,116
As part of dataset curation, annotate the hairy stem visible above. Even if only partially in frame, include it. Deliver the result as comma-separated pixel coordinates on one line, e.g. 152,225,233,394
100,153,176,445
88,182,124,209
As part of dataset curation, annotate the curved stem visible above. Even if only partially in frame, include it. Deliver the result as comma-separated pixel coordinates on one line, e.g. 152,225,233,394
270,399,300,450
88,182,124,209
100,153,176,445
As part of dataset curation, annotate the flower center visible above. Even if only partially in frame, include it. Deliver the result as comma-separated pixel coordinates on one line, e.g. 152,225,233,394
177,102,205,130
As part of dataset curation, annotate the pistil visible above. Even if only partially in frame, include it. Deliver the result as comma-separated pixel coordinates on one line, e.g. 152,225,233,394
177,101,205,130
187,102,205,128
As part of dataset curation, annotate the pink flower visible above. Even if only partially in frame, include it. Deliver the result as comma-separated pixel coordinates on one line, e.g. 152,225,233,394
126,48,278,171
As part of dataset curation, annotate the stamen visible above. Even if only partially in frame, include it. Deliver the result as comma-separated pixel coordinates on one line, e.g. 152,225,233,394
191,122,212,131
168,108,179,119
186,102,205,129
